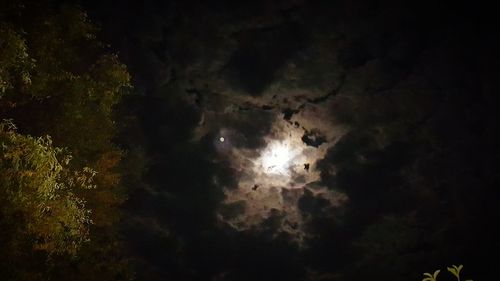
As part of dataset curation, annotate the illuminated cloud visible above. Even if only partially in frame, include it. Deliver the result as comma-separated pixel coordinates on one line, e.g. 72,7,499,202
213,113,347,242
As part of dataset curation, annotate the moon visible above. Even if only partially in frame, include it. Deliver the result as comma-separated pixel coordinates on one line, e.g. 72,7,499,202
260,141,296,175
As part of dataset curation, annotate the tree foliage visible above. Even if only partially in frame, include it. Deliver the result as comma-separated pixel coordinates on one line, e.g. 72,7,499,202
0,121,94,256
0,23,33,95
0,1,133,279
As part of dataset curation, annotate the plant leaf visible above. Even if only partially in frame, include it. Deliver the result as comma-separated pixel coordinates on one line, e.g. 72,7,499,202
447,267,459,278
433,270,441,280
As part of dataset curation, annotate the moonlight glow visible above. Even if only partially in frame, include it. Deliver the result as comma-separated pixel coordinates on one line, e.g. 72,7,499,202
217,117,348,239
260,141,297,175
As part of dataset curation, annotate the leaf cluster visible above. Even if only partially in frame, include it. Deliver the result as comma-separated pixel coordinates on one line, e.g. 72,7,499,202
0,121,93,256
423,264,473,281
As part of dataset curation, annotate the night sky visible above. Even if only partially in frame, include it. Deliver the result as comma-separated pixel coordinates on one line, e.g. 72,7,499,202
2,0,500,280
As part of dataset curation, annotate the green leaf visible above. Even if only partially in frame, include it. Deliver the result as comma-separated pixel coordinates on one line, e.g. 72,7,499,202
422,270,440,281
447,264,463,279
433,270,441,280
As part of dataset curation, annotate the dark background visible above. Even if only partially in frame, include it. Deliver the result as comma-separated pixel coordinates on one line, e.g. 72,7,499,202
85,1,498,280
5,0,500,280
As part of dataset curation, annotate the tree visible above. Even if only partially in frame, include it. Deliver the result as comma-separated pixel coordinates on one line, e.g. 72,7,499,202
0,121,95,278
0,23,33,96
1,2,133,279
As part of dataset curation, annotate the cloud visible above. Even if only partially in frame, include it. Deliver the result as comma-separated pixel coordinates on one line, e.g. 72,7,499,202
89,0,499,279
222,24,305,96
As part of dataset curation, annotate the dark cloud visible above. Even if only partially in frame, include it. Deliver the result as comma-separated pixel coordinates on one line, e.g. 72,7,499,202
80,0,500,280
282,108,299,121
219,201,247,220
223,24,305,96
298,189,332,218
338,39,373,69
301,129,327,147
221,109,275,149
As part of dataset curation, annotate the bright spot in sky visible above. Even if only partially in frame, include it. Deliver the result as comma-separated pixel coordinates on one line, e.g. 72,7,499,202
260,140,298,176
217,116,347,240
219,136,225,142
